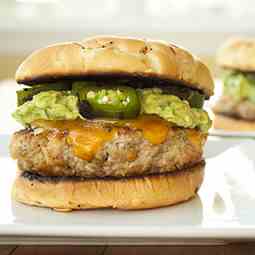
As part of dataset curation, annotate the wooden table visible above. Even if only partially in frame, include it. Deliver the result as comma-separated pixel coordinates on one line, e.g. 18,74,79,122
1,244,255,255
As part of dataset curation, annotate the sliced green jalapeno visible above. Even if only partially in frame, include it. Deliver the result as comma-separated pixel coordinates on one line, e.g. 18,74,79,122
72,81,141,119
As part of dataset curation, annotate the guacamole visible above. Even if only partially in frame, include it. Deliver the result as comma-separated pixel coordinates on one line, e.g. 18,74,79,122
12,91,79,125
13,87,211,132
140,89,211,132
223,72,255,103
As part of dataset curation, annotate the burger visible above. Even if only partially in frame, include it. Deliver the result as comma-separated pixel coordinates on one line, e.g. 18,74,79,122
213,38,255,131
10,36,214,211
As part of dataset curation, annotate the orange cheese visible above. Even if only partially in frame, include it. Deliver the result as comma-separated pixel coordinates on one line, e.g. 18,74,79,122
122,115,171,145
132,116,170,144
33,115,170,161
34,119,116,161
67,127,116,161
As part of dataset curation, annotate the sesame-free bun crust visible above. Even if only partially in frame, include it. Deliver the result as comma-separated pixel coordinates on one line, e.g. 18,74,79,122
12,163,204,211
213,113,255,131
217,38,255,71
15,36,214,97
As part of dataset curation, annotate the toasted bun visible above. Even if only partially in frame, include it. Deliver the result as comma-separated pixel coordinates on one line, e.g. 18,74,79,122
15,36,213,97
213,113,255,131
217,38,255,71
12,163,204,211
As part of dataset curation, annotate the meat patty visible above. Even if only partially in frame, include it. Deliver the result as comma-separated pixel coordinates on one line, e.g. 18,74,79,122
213,96,255,120
10,125,206,178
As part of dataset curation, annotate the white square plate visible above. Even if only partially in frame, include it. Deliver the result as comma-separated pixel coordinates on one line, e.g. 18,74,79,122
1,135,255,245
1,80,255,245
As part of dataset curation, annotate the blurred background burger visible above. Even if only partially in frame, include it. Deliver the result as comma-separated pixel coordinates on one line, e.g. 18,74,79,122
213,38,255,131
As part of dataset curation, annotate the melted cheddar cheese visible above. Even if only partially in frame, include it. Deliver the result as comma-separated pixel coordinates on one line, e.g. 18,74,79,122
33,115,171,161
67,127,116,161
121,115,171,145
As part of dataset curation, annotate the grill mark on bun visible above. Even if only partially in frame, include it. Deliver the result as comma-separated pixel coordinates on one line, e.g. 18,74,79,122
15,36,214,97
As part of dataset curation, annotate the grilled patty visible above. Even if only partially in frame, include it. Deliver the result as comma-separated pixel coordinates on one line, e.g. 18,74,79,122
10,124,206,178
213,96,255,120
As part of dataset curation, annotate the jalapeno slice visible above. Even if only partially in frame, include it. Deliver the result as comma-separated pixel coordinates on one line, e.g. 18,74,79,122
72,81,141,119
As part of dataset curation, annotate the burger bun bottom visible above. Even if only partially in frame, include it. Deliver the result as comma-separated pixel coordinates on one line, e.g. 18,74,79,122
12,163,204,211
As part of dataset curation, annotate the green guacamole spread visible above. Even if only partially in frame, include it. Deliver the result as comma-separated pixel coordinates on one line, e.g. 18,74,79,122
223,71,255,103
12,91,79,125
13,87,211,132
139,89,211,132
